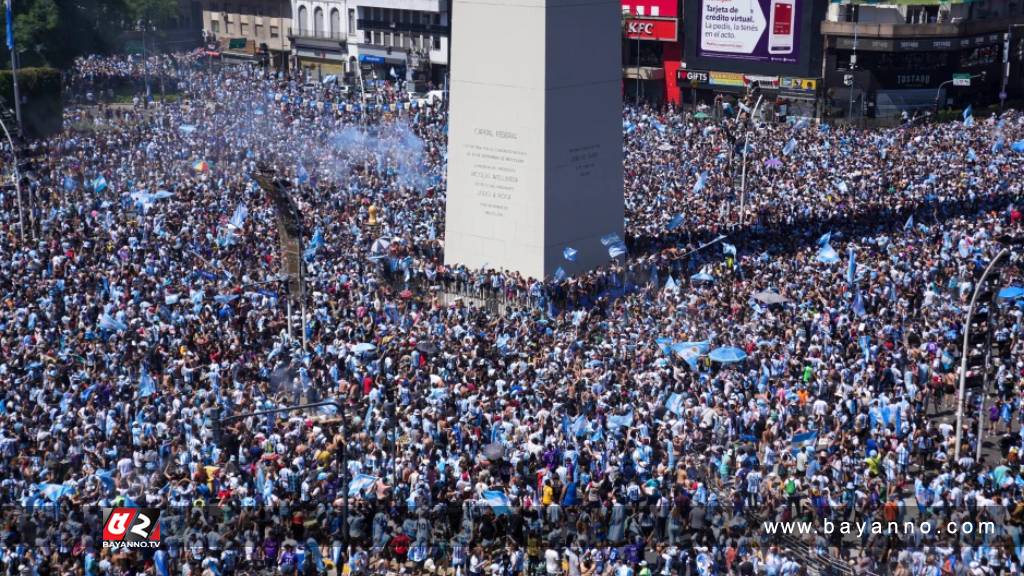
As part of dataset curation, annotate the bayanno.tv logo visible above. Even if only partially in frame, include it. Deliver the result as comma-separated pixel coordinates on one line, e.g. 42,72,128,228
102,508,161,549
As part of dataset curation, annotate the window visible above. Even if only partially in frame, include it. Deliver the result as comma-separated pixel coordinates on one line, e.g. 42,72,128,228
255,23,263,36
240,22,248,35
297,5,308,34
364,29,371,43
433,35,440,50
270,25,279,37
314,7,324,35
225,21,232,33
330,9,340,37
211,20,220,33
348,9,355,35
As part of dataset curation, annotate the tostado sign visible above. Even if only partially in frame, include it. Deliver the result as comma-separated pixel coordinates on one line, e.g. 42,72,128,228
623,18,679,42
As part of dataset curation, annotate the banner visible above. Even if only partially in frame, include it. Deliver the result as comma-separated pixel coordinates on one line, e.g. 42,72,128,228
698,0,802,65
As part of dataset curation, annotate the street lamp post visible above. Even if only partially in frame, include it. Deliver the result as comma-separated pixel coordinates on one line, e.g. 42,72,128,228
0,112,24,242
954,247,1009,462
934,73,985,115
739,94,764,226
215,400,350,545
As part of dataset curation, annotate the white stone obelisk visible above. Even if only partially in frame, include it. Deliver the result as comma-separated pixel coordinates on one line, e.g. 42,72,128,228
444,0,624,280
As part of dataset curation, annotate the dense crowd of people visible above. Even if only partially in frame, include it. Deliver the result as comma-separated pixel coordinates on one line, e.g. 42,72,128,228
0,56,1024,576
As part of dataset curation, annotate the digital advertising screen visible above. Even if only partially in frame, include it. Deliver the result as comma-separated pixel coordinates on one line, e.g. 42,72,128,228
684,0,825,77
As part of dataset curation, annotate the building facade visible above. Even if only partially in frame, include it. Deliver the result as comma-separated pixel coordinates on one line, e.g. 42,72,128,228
622,0,682,106
822,0,1024,118
348,0,449,88
291,0,351,77
201,0,293,69
289,0,449,88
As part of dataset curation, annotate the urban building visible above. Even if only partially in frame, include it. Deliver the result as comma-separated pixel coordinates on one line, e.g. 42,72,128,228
621,0,682,106
291,0,351,77
347,0,450,89
822,0,1024,118
200,0,293,69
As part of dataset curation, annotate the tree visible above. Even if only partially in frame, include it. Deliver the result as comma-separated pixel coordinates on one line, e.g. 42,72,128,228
123,0,180,29
11,0,58,66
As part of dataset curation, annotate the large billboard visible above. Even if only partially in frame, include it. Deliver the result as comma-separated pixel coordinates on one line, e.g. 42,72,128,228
699,0,801,64
684,0,825,78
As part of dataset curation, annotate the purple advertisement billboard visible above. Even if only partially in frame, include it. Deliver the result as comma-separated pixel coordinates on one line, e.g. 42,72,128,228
698,0,802,65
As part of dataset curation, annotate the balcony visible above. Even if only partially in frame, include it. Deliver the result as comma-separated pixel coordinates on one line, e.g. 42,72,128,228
357,18,448,35
290,28,346,41
821,16,1024,39
289,28,347,51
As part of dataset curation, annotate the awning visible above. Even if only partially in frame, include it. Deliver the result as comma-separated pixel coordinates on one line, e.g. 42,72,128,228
623,66,665,81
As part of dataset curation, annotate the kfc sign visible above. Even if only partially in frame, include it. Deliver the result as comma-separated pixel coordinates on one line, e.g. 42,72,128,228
624,18,678,42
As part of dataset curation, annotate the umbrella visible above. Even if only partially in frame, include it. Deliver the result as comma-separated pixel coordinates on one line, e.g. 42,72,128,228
709,346,747,363
416,341,438,355
999,286,1024,300
752,291,788,305
353,343,376,355
693,112,710,119
657,144,674,152
370,237,391,254
764,157,783,169
690,272,715,284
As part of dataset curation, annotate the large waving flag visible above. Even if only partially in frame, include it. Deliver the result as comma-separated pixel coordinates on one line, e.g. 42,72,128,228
98,312,127,332
480,490,512,515
304,227,324,261
229,203,248,229
37,482,75,503
693,172,708,193
348,473,379,497
666,393,685,416
672,341,710,369
790,431,818,454
816,243,839,264
847,247,857,286
138,365,157,398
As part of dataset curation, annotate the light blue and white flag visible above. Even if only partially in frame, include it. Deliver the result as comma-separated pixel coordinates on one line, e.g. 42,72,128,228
480,490,512,515
562,247,577,262
816,243,839,264
846,247,856,286
693,172,708,193
790,431,818,454
600,233,621,246
138,365,157,398
229,203,248,229
347,473,378,497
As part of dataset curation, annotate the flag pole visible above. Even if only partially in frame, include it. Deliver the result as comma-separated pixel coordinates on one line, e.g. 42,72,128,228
6,0,21,133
